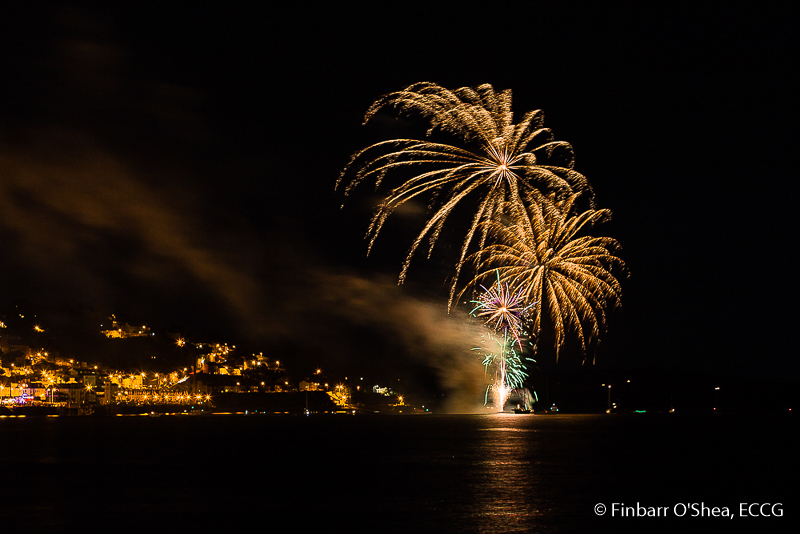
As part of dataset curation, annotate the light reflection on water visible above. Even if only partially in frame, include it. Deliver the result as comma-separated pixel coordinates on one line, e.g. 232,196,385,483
468,415,541,533
1,413,792,533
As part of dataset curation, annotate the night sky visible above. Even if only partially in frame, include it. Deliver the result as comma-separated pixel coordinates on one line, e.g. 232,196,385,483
1,2,797,395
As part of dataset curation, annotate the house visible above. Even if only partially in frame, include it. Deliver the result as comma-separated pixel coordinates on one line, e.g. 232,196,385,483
20,383,47,402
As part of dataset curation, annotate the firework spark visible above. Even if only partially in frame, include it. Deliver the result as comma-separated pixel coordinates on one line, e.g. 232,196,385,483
467,191,626,362
337,82,592,304
471,270,532,348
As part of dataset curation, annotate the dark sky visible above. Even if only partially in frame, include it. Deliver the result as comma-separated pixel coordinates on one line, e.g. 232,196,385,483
1,2,797,390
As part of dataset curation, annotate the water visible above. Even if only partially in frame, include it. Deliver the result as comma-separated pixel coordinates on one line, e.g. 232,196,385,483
0,413,795,533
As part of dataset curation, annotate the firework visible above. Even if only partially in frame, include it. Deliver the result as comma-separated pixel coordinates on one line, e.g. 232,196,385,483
467,191,626,362
337,82,592,303
471,270,532,348
476,328,530,410
472,274,533,410
336,82,625,391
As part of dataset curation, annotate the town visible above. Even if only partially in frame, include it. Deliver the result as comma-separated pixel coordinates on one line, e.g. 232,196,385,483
0,310,412,416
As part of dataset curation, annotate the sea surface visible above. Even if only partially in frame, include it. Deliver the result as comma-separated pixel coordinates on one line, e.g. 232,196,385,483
0,412,796,533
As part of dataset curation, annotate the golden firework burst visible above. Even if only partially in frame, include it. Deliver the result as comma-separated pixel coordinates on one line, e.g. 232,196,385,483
337,82,592,293
465,192,626,362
